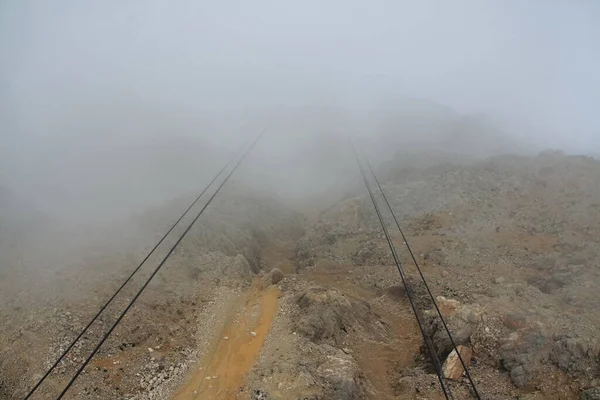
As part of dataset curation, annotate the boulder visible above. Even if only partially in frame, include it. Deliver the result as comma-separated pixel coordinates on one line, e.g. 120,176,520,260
427,299,480,358
442,345,473,380
229,254,253,279
316,352,366,400
295,286,387,344
581,388,600,400
499,327,548,388
396,376,416,397
436,296,461,318
269,268,284,284
509,365,527,388
550,334,599,382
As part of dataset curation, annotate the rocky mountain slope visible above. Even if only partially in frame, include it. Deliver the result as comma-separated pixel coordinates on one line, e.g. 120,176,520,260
2,150,600,400
0,183,302,399
276,150,600,399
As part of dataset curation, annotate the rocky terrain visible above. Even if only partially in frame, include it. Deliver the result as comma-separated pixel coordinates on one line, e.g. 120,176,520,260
2,150,600,400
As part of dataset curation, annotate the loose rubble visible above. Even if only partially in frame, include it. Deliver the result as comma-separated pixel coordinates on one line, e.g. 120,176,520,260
3,151,600,400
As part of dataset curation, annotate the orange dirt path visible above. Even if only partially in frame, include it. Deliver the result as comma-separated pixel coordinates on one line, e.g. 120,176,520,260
172,284,279,400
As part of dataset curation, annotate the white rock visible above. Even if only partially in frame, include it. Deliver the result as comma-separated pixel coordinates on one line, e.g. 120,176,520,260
442,345,473,380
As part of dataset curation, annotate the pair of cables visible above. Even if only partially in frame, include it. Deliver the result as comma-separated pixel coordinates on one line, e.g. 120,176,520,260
25,130,265,399
351,140,481,400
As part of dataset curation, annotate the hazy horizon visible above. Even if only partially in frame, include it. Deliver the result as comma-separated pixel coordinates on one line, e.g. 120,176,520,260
1,0,598,222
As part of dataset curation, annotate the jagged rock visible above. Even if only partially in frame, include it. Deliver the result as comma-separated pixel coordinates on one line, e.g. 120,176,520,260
351,241,388,266
230,254,253,279
352,245,374,266
252,389,269,400
509,365,527,388
432,325,472,359
316,352,366,400
500,350,531,389
269,268,284,284
295,286,387,344
581,388,600,400
427,299,480,358
499,325,548,388
442,345,472,380
295,237,315,270
436,296,461,318
550,335,599,381
396,376,416,397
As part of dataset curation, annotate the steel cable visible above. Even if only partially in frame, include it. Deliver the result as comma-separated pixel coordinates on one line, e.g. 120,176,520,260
351,140,452,400
360,147,482,399
53,129,265,399
23,145,245,399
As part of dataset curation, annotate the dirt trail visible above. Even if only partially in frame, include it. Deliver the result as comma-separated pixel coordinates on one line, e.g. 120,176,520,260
173,284,280,400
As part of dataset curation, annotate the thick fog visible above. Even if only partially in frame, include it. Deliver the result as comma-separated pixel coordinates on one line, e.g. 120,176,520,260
1,0,599,224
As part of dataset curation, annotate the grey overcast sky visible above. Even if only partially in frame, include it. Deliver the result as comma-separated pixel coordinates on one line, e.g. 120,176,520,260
1,0,599,162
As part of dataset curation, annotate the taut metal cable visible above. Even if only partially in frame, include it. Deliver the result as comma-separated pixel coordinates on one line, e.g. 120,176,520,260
361,149,481,399
351,140,452,400
24,144,246,400
55,129,266,399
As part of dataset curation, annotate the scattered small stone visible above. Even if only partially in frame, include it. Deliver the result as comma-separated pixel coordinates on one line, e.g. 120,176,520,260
223,336,229,340
251,331,257,337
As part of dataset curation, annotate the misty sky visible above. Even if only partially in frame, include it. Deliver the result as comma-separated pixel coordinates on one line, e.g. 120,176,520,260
1,0,599,219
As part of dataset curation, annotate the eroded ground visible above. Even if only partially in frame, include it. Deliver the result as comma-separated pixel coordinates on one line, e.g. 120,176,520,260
3,152,600,400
